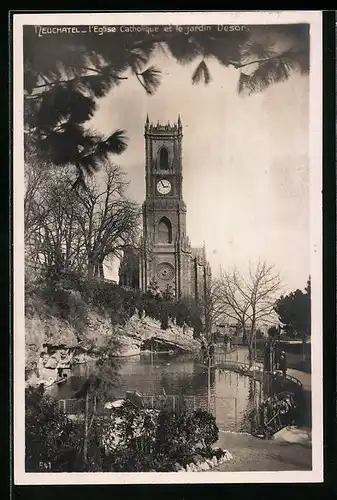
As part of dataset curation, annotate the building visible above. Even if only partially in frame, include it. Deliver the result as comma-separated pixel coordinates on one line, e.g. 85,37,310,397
119,116,211,302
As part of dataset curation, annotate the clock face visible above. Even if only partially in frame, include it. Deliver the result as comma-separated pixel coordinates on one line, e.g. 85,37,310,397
157,179,171,195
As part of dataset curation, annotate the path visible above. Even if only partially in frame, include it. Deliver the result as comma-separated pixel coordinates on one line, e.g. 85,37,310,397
286,368,311,392
212,430,312,472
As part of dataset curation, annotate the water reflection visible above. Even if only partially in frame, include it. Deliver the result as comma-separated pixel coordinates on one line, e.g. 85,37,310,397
50,348,258,431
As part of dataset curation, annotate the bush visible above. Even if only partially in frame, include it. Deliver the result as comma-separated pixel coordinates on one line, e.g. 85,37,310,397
100,406,219,472
25,386,82,472
155,408,218,466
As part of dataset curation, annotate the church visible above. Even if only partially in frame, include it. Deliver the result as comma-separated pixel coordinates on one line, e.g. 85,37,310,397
119,116,211,303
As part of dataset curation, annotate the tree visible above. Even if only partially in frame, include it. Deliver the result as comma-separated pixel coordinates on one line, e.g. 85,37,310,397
71,162,141,280
25,160,141,280
24,143,52,243
147,277,161,298
274,276,311,341
73,334,121,467
24,25,309,181
216,261,281,366
26,168,89,275
202,279,225,340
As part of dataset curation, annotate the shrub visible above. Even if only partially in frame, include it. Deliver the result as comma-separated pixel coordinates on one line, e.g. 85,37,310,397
155,408,218,465
98,406,218,472
25,386,82,472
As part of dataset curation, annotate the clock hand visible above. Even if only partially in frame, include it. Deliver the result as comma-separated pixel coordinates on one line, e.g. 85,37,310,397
161,180,165,188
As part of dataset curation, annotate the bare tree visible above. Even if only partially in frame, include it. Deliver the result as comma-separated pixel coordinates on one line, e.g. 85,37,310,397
24,158,141,280
202,279,225,340
217,261,281,366
25,165,88,274
24,145,53,244
71,162,141,280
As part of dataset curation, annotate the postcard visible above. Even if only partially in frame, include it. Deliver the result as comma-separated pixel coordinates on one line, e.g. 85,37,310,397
13,10,323,484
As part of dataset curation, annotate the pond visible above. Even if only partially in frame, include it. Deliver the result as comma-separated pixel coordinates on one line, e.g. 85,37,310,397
50,347,259,432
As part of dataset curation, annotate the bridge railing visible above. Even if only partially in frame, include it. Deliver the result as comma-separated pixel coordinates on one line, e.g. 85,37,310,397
215,358,303,390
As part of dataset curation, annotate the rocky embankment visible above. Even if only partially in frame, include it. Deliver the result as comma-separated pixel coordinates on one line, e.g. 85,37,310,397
25,310,201,388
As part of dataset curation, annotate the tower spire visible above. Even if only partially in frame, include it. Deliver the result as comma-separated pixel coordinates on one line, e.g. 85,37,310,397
145,114,150,132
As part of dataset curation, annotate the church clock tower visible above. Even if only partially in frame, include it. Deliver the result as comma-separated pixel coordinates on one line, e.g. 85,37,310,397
140,115,192,298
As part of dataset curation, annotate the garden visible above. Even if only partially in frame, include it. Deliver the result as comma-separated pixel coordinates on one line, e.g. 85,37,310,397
25,386,232,473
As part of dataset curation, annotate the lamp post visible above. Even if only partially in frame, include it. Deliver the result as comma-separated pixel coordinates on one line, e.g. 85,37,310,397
198,343,216,414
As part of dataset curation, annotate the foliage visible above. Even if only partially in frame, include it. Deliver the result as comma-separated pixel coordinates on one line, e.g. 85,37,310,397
26,262,207,351
24,25,309,181
25,383,219,472
97,401,158,457
25,385,82,472
274,277,311,339
268,325,279,338
255,328,265,339
101,407,218,472
155,409,218,462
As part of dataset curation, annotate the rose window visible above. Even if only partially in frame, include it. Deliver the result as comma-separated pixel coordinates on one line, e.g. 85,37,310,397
156,262,174,281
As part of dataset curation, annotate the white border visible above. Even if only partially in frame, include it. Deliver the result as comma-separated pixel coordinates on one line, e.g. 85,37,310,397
13,10,323,485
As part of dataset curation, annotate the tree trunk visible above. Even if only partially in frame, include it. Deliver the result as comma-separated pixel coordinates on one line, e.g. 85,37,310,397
99,260,104,278
87,258,94,281
248,346,253,367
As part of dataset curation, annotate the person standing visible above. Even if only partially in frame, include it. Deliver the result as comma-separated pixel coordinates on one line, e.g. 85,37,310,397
279,350,287,377
208,341,215,363
274,343,281,370
264,340,271,372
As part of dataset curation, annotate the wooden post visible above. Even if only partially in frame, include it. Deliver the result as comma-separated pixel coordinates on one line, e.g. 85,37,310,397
234,397,238,431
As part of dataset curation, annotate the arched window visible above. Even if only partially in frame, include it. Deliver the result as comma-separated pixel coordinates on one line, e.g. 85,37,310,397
159,147,169,170
158,217,172,243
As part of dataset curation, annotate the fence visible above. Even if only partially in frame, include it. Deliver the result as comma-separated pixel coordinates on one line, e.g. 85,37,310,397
57,394,241,431
57,398,85,414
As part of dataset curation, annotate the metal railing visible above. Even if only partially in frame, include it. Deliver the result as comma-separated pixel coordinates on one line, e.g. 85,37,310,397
57,394,241,431
284,374,303,389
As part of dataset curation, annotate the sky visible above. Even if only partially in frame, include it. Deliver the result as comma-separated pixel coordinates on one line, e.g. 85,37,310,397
90,47,310,294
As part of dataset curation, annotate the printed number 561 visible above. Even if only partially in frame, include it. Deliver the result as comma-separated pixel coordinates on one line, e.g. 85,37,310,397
39,461,52,470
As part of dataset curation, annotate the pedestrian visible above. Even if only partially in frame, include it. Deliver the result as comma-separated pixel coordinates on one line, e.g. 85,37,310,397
208,341,215,360
274,344,281,370
279,350,287,377
264,341,271,372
